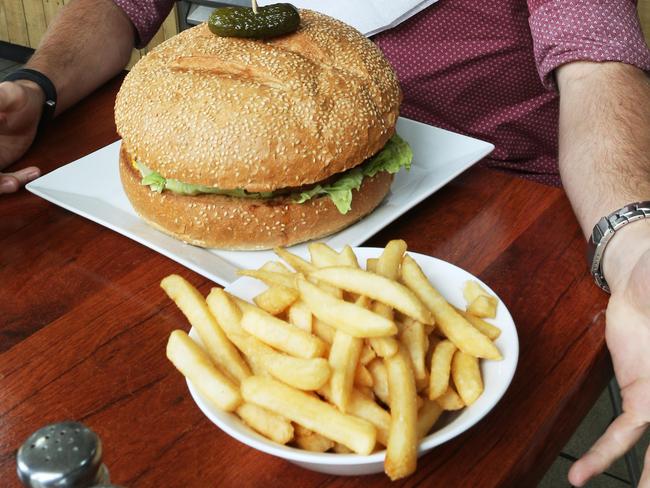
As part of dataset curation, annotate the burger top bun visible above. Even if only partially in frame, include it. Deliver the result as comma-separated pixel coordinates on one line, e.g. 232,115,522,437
114,10,401,193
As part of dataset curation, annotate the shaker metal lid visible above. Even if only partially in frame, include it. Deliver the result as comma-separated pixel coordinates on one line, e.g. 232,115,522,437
16,421,103,488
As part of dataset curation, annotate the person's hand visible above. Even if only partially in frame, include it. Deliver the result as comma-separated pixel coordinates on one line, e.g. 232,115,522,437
0,79,44,194
569,221,650,487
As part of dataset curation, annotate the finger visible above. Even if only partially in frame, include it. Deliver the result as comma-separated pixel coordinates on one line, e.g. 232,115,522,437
568,412,646,486
0,167,40,194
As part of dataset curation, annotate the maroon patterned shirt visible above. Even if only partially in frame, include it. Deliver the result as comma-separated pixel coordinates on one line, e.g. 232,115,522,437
114,0,650,186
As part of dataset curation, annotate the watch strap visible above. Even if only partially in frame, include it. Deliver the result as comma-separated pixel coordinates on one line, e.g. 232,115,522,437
3,68,57,127
587,201,650,293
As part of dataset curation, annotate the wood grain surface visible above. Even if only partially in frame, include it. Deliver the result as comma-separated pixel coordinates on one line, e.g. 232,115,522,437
0,73,612,488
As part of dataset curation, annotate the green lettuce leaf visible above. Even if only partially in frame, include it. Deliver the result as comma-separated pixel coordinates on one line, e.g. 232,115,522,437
135,133,412,214
295,168,364,213
293,134,412,214
140,169,166,193
362,133,412,178
136,161,274,198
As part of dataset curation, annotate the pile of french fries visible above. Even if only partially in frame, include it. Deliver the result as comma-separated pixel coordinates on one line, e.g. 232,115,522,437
163,240,503,480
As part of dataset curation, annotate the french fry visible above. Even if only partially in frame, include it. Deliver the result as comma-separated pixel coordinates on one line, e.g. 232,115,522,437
463,281,498,318
233,333,330,391
368,305,399,358
372,300,394,321
454,306,501,340
347,392,391,447
328,331,363,412
366,258,378,273
298,279,397,338
288,300,312,332
308,242,342,267
428,340,457,400
253,285,299,315
274,247,316,275
311,267,434,325
384,346,418,480
245,355,270,378
360,344,377,365
367,358,390,406
294,424,313,437
426,334,441,366
312,317,336,344
205,289,267,376
355,295,372,309
281,244,346,298
161,275,251,383
416,396,424,410
435,386,465,411
366,242,408,358
238,269,298,290
236,403,294,444
294,427,335,452
377,239,408,280
400,256,502,360
451,351,483,406
206,288,247,337
241,308,327,359
416,398,444,440
423,331,430,355
356,385,374,399
333,443,353,454
354,363,374,388
241,376,376,455
307,277,344,299
467,295,498,319
166,330,241,411
260,261,291,274
399,318,428,385
320,385,391,446
207,289,330,390
339,245,360,267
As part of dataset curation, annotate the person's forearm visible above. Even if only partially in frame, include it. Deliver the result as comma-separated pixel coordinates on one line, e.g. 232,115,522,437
25,0,135,115
557,61,650,288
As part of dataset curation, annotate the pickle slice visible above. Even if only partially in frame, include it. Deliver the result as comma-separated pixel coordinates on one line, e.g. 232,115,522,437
208,3,300,39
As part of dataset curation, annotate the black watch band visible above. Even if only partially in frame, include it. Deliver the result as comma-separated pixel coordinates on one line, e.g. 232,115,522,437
3,68,57,128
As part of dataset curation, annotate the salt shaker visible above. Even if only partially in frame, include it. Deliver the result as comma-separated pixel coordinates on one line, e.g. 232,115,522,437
16,421,122,488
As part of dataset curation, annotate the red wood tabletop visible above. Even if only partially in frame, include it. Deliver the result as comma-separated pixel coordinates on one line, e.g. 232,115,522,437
0,73,612,488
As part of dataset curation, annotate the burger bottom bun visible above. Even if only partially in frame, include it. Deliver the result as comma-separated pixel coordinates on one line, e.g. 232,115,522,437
119,147,394,250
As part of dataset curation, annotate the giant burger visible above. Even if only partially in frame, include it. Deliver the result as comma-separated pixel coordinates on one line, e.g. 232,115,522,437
115,10,411,250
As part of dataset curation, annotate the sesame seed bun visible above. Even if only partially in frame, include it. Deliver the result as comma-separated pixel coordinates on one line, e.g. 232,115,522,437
115,10,402,249
119,144,394,250
114,10,401,192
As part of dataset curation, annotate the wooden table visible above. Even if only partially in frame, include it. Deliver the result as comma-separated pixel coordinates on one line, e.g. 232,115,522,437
0,74,612,488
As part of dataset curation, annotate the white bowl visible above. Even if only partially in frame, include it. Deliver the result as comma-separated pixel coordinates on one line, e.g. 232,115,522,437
187,248,519,476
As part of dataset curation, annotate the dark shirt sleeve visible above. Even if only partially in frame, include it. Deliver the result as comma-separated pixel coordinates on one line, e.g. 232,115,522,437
527,0,650,90
112,0,176,48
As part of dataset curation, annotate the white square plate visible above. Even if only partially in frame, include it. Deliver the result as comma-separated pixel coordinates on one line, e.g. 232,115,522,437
27,117,493,286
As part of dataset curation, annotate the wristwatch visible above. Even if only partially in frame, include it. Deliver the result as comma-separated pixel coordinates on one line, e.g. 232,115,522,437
587,201,650,293
3,68,57,128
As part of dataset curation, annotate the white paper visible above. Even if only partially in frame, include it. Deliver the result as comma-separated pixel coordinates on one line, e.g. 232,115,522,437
189,0,439,36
